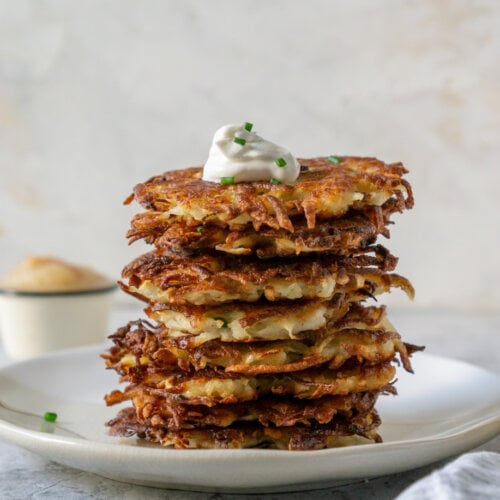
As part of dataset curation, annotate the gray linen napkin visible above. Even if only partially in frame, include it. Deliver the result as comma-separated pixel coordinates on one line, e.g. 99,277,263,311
397,452,500,500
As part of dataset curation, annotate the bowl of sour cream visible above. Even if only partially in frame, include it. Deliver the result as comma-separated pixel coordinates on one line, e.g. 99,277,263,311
0,256,116,360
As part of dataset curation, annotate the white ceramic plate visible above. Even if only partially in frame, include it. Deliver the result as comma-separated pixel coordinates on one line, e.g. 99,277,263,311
0,346,499,493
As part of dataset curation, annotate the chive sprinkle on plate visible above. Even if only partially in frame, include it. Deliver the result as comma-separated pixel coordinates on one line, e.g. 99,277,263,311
196,226,205,233
44,411,57,422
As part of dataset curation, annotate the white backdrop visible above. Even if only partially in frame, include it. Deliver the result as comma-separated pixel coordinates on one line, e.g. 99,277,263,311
0,0,499,309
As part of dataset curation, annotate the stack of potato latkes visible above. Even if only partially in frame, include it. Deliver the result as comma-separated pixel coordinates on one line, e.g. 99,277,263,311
104,156,422,450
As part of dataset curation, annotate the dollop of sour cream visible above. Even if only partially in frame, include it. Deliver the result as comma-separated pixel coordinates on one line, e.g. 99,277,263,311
202,123,300,184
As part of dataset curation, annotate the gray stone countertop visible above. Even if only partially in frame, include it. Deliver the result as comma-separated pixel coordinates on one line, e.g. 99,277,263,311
0,305,499,500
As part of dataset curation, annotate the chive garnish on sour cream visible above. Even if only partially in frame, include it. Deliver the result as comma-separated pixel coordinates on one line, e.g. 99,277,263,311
220,177,235,185
275,158,287,168
233,137,246,146
270,178,282,185
244,122,253,132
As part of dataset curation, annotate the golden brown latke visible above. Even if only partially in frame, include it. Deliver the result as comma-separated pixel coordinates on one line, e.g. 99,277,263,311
127,207,394,258
126,157,413,232
105,361,396,406
108,406,382,449
120,247,412,306
109,326,407,375
105,390,383,430
145,294,351,342
104,305,418,375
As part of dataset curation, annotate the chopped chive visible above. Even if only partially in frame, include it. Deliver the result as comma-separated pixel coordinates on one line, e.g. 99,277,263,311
244,122,253,132
328,155,341,164
44,412,57,422
214,317,228,328
220,177,235,185
275,158,287,168
196,226,205,233
233,137,246,146
270,178,282,185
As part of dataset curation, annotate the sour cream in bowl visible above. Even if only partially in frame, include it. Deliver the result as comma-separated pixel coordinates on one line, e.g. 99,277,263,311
0,256,116,359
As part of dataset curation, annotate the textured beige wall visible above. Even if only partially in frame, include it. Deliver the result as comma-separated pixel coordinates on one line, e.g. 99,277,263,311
0,0,499,308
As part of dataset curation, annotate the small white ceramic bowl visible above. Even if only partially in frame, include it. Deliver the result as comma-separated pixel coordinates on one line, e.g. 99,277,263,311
0,285,116,360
